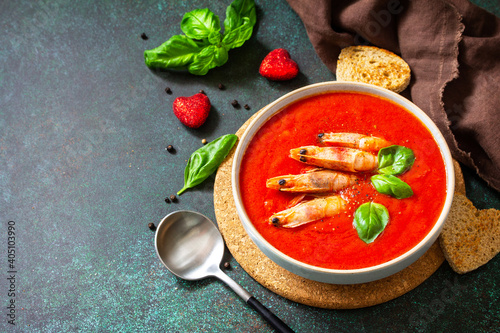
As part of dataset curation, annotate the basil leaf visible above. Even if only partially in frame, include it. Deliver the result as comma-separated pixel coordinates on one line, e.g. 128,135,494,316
371,174,414,199
181,8,221,40
208,30,222,45
224,0,256,32
177,134,238,195
353,202,390,244
223,0,256,49
144,35,207,69
213,45,229,66
378,145,415,175
188,45,228,75
222,17,253,49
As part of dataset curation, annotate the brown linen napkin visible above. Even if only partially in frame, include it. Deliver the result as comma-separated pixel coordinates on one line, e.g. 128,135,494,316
286,0,500,192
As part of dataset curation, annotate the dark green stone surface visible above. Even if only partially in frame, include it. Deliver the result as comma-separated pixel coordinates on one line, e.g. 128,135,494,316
0,1,498,332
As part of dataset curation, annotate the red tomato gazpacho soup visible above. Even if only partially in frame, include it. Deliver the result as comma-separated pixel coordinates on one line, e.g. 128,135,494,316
239,92,447,269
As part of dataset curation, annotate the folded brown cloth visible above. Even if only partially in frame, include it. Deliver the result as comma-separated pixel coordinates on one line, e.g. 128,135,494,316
286,0,500,192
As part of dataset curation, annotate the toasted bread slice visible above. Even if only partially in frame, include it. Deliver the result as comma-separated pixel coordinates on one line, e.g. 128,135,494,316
439,193,500,274
336,46,411,93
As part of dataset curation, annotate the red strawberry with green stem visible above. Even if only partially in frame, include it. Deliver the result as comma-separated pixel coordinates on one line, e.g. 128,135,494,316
173,93,211,128
259,48,299,81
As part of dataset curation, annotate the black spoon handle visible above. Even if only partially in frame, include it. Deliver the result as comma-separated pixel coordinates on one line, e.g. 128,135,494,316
247,296,295,333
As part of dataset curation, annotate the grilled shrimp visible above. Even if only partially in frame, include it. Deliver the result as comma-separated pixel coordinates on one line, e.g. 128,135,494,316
318,132,391,151
269,195,346,228
290,146,378,172
266,169,358,193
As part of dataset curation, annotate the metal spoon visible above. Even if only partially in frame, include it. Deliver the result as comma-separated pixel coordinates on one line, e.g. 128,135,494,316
154,210,294,333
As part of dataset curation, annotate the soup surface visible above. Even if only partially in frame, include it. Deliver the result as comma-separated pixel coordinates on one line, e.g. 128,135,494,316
239,92,447,269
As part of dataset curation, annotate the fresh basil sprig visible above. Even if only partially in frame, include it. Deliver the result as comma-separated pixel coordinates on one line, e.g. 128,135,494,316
370,144,415,199
354,145,414,243
177,134,238,195
353,202,390,244
377,145,415,175
371,174,414,199
144,0,256,75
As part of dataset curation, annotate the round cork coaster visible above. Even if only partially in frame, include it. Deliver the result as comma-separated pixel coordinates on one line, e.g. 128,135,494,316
214,110,464,309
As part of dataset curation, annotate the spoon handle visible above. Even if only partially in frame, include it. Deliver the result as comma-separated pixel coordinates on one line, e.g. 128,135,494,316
214,269,294,333
247,296,295,333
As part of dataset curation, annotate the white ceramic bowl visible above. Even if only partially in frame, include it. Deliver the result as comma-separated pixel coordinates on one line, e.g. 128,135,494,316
231,81,455,284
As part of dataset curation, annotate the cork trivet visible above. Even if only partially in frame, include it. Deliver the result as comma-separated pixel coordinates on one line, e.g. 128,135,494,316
214,110,464,309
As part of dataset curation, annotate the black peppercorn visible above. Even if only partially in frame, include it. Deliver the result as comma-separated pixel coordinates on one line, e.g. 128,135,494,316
166,145,174,153
199,89,205,94
223,261,230,269
299,149,307,155
148,222,156,231
170,194,177,202
278,179,286,185
218,83,225,90
318,133,324,138
300,156,306,162
141,33,148,40
164,197,171,203
272,217,279,224
244,104,250,110
231,100,239,107
165,87,172,94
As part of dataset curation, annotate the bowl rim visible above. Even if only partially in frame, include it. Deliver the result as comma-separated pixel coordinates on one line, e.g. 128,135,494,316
231,81,455,277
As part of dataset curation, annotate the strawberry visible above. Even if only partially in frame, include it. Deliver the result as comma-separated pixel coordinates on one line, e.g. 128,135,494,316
259,48,299,81
173,93,211,128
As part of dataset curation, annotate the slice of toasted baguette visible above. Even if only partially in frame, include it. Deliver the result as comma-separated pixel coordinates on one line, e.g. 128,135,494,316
336,46,411,93
439,193,500,274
